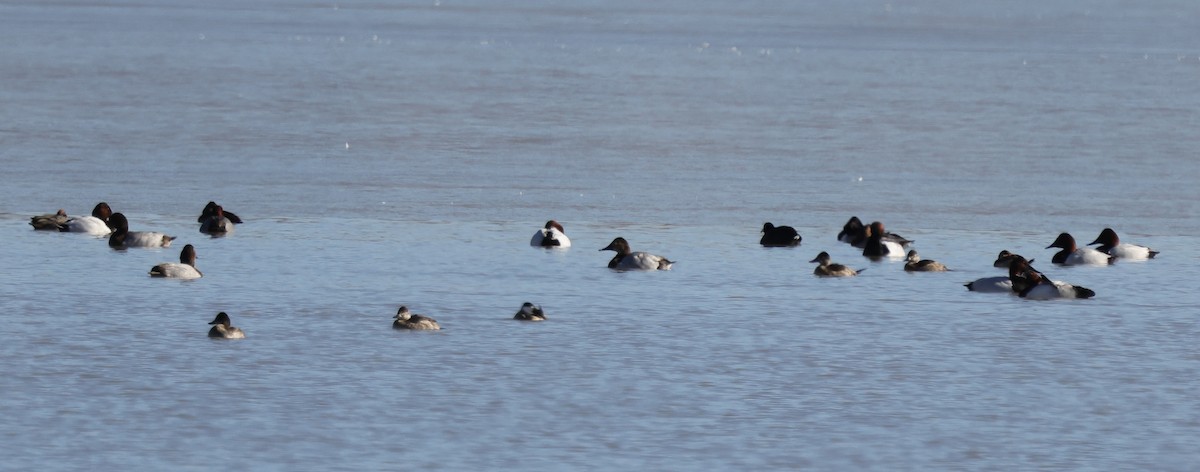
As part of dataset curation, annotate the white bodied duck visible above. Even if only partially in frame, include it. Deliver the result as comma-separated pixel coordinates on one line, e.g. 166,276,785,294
862,221,906,259
530,220,571,248
513,302,547,321
61,202,115,236
393,306,441,330
208,312,246,339
108,213,175,249
149,244,203,279
1087,228,1158,260
600,237,673,270
1046,232,1113,266
810,251,863,277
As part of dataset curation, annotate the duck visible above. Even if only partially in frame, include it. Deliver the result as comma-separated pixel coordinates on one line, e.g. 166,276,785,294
903,250,949,272
760,222,801,247
1017,269,1096,300
149,244,203,279
810,251,864,277
29,209,69,231
61,202,115,236
393,306,441,330
530,220,571,247
199,204,237,235
197,201,243,225
966,253,1034,293
600,237,673,270
861,221,906,259
1046,232,1113,266
207,312,246,339
107,213,175,249
839,216,913,248
992,250,1029,268
1087,228,1158,260
513,302,547,321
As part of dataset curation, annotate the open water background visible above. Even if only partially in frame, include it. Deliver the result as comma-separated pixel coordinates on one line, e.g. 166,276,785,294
2,1,1199,470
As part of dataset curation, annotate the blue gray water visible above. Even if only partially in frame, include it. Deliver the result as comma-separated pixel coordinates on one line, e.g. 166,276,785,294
2,1,1199,470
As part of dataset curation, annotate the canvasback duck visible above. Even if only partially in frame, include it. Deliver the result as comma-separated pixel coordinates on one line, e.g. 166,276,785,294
1046,232,1113,266
1017,269,1095,300
107,213,175,249
810,251,864,277
600,237,673,270
61,202,115,236
760,222,801,247
862,221,906,259
513,302,547,321
1087,228,1158,260
208,312,246,339
149,244,203,279
199,204,237,235
904,250,949,272
29,209,69,231
966,253,1035,293
393,306,441,330
839,216,913,248
198,201,243,224
530,220,571,248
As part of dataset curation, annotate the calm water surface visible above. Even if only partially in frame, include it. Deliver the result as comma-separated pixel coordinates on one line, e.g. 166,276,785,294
2,1,1199,470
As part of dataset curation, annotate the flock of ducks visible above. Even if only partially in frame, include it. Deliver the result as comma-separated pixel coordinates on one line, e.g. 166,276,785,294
30,206,1161,337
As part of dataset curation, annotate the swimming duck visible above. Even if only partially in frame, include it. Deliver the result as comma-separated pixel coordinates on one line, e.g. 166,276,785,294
810,251,863,277
839,216,913,248
1087,228,1158,260
107,213,175,249
992,250,1029,268
208,312,246,339
600,237,673,270
393,306,441,330
29,209,69,231
1046,232,1113,266
199,204,237,235
513,302,547,321
530,220,571,247
1017,268,1095,300
149,244,203,279
862,221,905,259
903,250,949,272
760,222,801,247
197,202,243,225
61,202,115,236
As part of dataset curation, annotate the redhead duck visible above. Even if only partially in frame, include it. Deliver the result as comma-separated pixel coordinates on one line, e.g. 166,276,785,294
29,209,69,231
600,237,673,270
199,204,237,235
530,220,571,247
839,216,913,248
197,202,243,224
1046,233,1113,265
810,251,864,277
513,302,547,321
107,213,175,249
149,244,202,279
861,221,905,259
393,306,441,330
760,222,801,247
903,250,949,272
1087,228,1158,260
208,312,246,339
61,202,115,236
